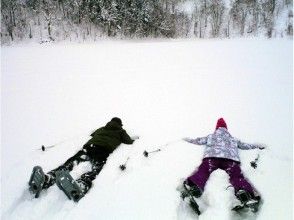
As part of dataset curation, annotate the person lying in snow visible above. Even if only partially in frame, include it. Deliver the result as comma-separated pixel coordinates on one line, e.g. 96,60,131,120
29,117,139,201
183,118,265,207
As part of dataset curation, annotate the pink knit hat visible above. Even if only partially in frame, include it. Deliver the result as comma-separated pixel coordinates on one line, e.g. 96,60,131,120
216,118,227,130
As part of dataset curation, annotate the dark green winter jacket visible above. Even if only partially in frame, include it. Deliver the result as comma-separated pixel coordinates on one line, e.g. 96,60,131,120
85,120,134,154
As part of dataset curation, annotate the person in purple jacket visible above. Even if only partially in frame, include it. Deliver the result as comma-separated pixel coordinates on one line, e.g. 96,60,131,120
183,118,265,205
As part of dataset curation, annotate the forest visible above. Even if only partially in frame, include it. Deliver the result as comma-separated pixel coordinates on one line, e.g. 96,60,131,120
1,0,293,44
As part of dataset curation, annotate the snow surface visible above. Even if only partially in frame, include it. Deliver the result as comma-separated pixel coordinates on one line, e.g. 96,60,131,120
1,39,293,220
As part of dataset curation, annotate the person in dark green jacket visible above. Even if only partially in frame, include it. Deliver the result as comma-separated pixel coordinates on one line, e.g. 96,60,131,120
84,117,136,161
30,117,138,199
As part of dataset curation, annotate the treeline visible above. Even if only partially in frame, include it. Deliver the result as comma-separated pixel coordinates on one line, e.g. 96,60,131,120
1,0,293,44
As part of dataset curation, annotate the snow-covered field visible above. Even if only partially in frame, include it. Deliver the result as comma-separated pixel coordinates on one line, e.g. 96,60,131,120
1,39,293,220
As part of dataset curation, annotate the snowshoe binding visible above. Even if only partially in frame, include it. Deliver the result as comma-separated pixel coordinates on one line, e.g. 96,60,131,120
55,170,84,202
28,166,46,198
232,190,261,213
180,181,201,215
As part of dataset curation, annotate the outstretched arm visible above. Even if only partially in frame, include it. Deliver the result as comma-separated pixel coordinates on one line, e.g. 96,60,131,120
183,137,207,145
121,130,136,145
237,140,259,150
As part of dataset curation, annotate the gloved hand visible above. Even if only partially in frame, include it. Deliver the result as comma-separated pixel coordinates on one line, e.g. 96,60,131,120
255,143,266,150
132,135,139,140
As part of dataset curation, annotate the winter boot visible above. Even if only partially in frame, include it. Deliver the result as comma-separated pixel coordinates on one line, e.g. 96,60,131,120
76,179,92,194
233,190,260,213
236,190,251,204
183,181,202,198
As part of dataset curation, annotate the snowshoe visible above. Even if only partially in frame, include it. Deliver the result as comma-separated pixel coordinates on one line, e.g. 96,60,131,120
232,190,261,213
246,198,261,213
180,181,201,215
55,170,84,202
28,166,46,198
232,199,260,213
183,181,202,198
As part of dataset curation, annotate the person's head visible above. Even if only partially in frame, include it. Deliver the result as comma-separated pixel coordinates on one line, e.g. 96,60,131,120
110,117,123,126
215,118,227,130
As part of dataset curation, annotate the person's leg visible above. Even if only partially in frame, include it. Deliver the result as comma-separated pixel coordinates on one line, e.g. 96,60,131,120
187,158,219,192
43,150,88,189
222,159,255,199
76,160,106,194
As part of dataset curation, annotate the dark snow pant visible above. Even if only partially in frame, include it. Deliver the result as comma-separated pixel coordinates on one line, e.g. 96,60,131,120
43,148,108,194
187,157,256,198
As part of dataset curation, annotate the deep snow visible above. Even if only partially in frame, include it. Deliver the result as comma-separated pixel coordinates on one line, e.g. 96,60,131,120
1,39,293,220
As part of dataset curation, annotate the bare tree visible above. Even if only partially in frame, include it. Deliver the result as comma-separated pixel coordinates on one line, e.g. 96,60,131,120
208,0,225,37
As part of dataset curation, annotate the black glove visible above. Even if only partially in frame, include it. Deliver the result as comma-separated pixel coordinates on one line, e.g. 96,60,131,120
255,144,266,150
143,151,149,157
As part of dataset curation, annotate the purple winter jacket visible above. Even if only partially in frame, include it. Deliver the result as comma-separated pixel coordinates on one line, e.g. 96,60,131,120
184,127,258,162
